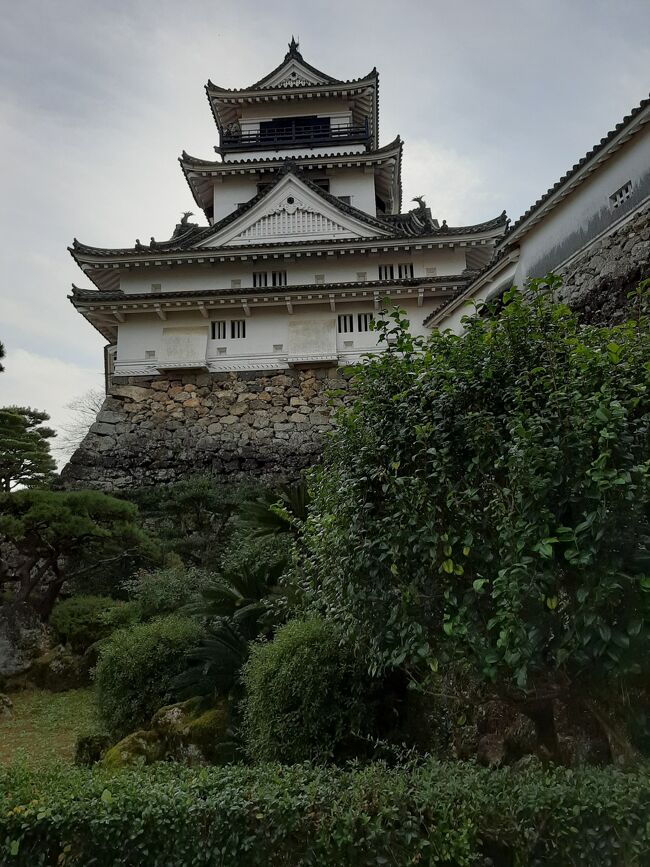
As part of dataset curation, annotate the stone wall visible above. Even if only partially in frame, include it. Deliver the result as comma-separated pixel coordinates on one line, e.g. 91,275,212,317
61,368,348,491
556,202,650,324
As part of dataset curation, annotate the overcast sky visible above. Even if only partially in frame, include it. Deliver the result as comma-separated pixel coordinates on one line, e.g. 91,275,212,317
1,0,649,462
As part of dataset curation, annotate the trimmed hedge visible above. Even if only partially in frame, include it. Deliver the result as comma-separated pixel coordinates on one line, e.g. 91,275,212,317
95,615,201,737
242,619,370,762
1,760,650,866
49,596,135,653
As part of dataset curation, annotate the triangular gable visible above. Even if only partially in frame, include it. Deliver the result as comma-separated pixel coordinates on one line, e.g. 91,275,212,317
196,174,391,248
259,58,329,89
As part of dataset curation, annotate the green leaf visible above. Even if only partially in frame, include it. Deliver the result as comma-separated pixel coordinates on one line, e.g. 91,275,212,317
473,578,487,592
101,788,113,805
441,559,455,574
10,840,19,856
546,596,558,610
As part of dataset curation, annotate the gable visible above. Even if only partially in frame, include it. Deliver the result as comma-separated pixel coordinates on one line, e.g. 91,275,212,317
259,59,329,89
196,175,390,248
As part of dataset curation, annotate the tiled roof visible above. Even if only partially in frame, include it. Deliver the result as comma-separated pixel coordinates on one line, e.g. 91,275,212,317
179,136,402,169
70,273,468,305
71,165,507,264
206,40,376,95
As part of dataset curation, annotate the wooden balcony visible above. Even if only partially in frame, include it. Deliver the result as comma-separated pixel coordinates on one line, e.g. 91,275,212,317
220,119,371,153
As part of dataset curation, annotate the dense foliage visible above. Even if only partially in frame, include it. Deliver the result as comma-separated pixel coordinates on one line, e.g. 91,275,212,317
95,615,201,737
50,595,136,652
3,760,650,866
303,278,650,748
242,619,370,762
123,566,213,620
0,489,155,617
0,405,56,491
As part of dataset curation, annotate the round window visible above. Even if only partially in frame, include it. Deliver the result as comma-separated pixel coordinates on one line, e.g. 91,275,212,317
287,196,295,204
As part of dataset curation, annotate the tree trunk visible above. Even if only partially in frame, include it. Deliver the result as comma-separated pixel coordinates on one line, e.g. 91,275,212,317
584,699,640,769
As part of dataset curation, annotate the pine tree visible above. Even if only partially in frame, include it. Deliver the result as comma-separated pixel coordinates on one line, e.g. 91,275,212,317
0,406,57,491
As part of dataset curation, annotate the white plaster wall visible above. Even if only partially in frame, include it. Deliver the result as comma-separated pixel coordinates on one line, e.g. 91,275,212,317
114,298,433,370
213,178,258,221
239,98,355,121
119,248,468,296
514,128,650,285
222,144,366,162
328,168,376,214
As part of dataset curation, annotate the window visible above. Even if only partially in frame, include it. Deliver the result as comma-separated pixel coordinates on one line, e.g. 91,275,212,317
254,270,287,288
231,319,246,339
379,264,394,280
314,274,325,284
398,263,414,279
211,320,227,340
338,195,351,205
357,312,373,332
425,266,437,277
230,279,242,289
273,343,284,352
610,180,633,209
145,349,156,359
150,283,161,293
338,314,353,333
356,271,367,282
312,178,330,192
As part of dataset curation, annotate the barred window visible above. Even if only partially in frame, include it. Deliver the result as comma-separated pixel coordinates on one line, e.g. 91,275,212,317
231,320,246,339
271,270,287,287
337,314,353,334
379,264,394,280
253,272,268,288
211,320,227,340
398,263,414,279
357,312,373,332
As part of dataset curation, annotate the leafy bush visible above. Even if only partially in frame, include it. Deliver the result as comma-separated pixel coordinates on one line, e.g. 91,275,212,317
123,567,213,620
95,616,201,737
2,760,650,866
303,278,650,752
242,618,370,762
49,596,135,652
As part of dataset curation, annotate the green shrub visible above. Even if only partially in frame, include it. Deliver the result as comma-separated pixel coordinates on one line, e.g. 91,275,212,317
242,618,370,762
49,596,134,652
95,616,201,737
123,567,212,620
2,760,650,866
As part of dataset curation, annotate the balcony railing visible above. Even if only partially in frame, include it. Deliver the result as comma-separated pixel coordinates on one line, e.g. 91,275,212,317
220,119,371,152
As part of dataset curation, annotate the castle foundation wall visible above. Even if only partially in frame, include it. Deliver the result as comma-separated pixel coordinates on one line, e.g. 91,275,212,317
61,367,348,491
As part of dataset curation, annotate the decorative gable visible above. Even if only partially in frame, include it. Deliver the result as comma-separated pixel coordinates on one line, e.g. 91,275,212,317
196,174,390,248
261,59,327,89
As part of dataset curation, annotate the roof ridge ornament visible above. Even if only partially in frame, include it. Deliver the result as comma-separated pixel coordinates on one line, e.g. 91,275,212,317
287,35,301,58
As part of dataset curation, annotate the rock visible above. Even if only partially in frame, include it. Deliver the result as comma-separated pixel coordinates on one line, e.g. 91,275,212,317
103,729,165,768
28,645,88,692
96,411,123,424
74,732,112,766
0,603,51,679
477,733,506,768
0,693,13,719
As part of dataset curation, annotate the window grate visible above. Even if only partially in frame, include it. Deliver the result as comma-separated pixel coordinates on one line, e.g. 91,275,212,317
231,320,246,339
357,312,373,332
337,314,353,334
211,321,227,340
379,264,394,280
610,181,633,209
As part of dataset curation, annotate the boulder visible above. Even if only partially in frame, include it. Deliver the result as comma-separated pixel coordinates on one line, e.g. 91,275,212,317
28,645,88,692
74,732,113,766
0,602,51,679
103,729,165,768
0,693,13,720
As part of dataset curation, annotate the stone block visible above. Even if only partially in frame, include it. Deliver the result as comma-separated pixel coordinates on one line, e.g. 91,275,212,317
110,385,151,403
90,422,117,436
96,411,123,424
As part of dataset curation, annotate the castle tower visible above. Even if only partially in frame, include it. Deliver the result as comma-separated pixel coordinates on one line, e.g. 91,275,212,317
63,41,507,489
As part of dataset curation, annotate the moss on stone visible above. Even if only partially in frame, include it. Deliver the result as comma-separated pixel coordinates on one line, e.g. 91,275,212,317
102,729,165,768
